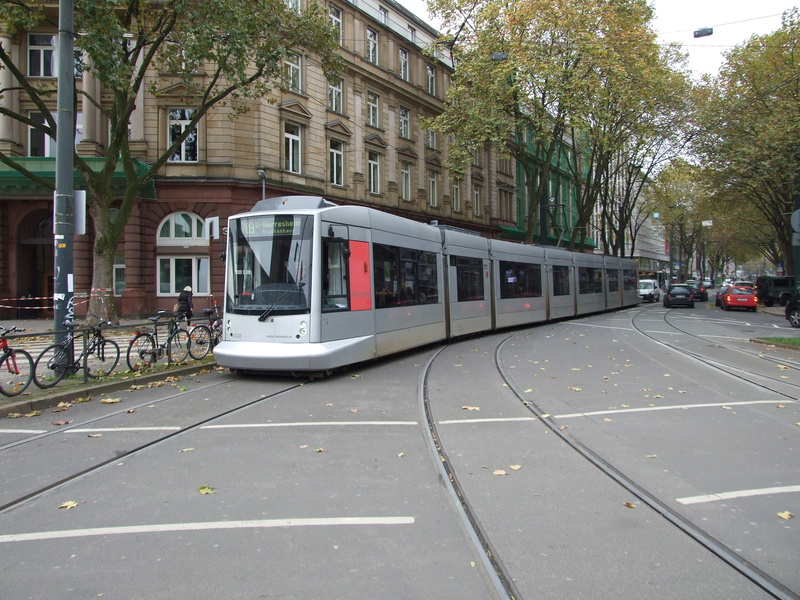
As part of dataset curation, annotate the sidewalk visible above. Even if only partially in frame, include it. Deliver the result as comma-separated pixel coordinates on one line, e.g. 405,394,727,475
0,316,218,418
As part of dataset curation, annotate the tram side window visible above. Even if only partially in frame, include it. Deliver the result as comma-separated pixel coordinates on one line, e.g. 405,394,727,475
623,269,638,291
607,269,619,293
500,261,542,299
452,256,484,302
322,239,349,311
374,243,399,307
373,243,438,308
579,267,603,294
416,250,438,304
552,265,570,296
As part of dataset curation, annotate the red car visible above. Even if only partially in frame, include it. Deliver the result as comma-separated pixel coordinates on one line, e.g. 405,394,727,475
720,286,758,312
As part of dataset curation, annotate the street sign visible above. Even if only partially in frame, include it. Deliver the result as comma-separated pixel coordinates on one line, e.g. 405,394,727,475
791,209,800,232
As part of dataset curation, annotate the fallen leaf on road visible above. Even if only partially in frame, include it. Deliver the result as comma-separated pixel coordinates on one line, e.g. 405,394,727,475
198,486,216,495
100,398,121,404
58,501,78,510
622,502,636,509
493,470,507,476
777,511,793,520
462,406,480,411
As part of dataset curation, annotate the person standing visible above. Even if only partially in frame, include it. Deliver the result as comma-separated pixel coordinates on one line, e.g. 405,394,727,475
177,285,194,324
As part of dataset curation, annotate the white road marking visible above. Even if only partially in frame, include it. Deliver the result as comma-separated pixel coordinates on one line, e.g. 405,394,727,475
569,323,634,331
555,400,793,419
677,485,800,505
438,417,537,425
67,427,181,433
0,429,47,434
436,401,793,425
202,421,417,429
0,516,415,544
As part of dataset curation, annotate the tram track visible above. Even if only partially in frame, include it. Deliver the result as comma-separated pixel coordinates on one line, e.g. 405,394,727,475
419,342,521,600
421,315,799,600
631,306,800,400
0,376,308,514
491,324,799,600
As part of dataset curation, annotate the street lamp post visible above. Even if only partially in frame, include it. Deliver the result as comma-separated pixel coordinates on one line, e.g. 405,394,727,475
54,0,75,344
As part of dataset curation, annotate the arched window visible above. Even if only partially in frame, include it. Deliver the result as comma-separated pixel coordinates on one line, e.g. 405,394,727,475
156,212,209,296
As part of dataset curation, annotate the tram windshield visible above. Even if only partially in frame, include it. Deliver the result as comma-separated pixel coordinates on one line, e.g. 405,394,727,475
226,214,313,316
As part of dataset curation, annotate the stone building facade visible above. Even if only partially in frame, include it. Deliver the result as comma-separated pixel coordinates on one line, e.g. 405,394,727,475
0,0,517,318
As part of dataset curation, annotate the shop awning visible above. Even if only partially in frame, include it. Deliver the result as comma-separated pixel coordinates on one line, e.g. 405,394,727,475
0,156,155,199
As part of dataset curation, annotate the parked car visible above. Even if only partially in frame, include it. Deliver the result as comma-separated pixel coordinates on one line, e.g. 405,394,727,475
663,284,695,308
689,282,708,302
720,286,758,312
702,278,713,289
785,294,800,327
638,279,661,303
715,285,730,307
755,275,795,307
734,280,754,288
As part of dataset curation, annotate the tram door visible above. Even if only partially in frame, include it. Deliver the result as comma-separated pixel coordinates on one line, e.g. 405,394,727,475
319,222,375,348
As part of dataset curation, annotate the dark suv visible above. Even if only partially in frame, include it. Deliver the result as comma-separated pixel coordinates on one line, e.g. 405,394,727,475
663,284,695,308
784,294,800,327
689,282,708,302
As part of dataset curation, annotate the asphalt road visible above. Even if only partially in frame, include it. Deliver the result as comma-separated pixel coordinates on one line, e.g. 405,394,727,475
0,303,798,599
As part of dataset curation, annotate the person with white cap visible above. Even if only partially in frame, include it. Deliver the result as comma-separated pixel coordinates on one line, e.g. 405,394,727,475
177,285,194,324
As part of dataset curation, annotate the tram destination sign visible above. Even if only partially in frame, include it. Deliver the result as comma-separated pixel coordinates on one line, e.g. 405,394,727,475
241,215,303,237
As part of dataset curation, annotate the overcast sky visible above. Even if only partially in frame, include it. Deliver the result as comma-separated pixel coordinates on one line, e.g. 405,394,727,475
396,0,798,77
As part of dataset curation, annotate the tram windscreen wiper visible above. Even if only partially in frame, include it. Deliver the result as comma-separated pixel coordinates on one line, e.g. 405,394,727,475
258,282,305,322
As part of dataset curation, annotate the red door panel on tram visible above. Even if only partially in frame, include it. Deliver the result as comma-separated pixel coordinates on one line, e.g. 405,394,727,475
349,241,372,311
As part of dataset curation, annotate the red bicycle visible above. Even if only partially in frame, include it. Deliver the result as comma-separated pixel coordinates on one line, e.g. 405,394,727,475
0,325,33,397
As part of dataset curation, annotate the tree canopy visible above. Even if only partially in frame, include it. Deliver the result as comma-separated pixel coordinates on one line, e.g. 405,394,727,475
426,0,691,250
692,8,800,275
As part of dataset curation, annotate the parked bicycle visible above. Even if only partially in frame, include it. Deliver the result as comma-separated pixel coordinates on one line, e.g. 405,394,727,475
0,325,33,397
185,304,223,360
33,315,121,389
126,310,190,371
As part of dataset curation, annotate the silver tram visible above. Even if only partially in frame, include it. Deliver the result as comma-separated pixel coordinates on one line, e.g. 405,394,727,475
213,195,640,372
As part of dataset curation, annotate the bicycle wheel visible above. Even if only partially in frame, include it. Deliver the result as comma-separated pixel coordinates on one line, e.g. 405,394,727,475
0,349,34,397
210,320,223,347
188,324,212,360
33,344,71,388
86,338,120,378
168,329,190,363
127,333,157,371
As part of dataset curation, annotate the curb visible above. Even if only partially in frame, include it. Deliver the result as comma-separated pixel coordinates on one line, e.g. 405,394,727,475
0,361,219,419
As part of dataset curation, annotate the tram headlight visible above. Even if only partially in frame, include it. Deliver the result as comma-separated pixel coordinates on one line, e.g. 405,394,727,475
299,320,307,336
226,319,232,334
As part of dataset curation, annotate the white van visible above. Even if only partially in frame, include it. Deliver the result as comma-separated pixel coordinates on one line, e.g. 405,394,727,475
638,279,660,303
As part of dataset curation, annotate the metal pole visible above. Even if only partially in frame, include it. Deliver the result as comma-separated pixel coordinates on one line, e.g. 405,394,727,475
54,0,75,344
794,171,800,278
669,224,674,284
539,179,547,245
